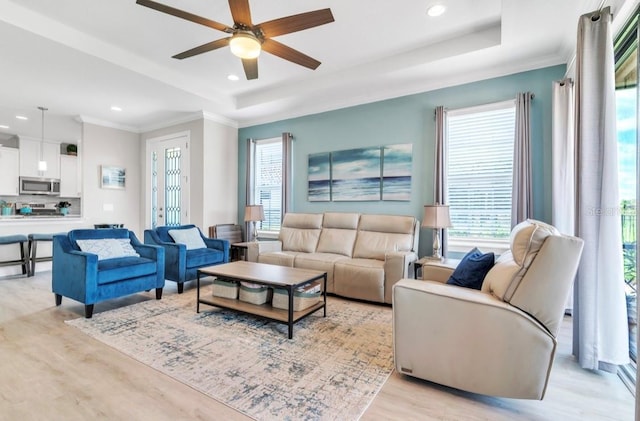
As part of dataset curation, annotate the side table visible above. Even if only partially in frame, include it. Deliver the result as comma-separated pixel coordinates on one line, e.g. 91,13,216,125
414,257,461,279
230,242,252,261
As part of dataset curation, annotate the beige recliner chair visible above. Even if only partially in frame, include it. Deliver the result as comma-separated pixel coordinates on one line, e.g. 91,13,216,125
392,219,584,399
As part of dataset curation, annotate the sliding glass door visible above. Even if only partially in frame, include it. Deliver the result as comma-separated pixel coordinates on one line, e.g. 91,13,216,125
614,9,639,376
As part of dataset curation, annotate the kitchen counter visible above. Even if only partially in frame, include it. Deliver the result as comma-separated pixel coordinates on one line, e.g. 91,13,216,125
0,215,82,220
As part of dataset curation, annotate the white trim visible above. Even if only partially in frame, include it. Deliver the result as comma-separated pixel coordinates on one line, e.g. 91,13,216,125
446,99,515,116
144,131,191,229
448,237,510,255
76,115,138,133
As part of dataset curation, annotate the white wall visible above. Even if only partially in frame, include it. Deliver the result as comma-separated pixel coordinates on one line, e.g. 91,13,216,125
202,118,238,229
82,123,143,237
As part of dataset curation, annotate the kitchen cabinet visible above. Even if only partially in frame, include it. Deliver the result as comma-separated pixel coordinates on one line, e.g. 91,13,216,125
19,136,60,179
60,154,81,197
0,147,19,196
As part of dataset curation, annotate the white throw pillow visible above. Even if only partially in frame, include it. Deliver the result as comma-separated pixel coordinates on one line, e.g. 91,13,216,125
168,227,206,250
76,238,140,260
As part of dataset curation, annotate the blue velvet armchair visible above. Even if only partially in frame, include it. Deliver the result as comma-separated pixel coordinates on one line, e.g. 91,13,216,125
144,224,229,293
53,229,165,318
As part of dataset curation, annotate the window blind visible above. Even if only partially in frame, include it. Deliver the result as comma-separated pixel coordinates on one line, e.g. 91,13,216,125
254,138,282,232
446,102,515,240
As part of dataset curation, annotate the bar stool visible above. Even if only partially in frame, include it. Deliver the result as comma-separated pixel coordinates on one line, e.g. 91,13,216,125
0,235,29,276
28,232,66,277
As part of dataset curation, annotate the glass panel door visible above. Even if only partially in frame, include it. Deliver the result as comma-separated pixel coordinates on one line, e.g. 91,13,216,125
150,135,189,228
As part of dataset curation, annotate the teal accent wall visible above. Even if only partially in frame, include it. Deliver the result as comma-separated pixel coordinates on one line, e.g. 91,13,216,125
238,64,566,256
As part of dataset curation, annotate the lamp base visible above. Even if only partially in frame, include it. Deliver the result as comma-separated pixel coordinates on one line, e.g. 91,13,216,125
251,221,258,242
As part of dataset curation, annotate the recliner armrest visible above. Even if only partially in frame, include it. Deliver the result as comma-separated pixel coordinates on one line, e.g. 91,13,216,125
246,241,282,262
383,251,417,303
421,261,457,283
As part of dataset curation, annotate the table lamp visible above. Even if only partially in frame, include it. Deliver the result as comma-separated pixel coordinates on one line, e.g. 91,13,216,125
244,205,265,242
422,203,452,260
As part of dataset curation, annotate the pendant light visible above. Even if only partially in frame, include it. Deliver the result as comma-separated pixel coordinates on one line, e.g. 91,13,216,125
38,106,48,173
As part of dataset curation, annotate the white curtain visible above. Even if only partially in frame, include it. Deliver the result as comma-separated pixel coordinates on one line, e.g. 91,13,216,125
573,7,629,372
282,132,293,218
512,92,533,227
434,106,448,256
552,79,576,313
552,80,576,236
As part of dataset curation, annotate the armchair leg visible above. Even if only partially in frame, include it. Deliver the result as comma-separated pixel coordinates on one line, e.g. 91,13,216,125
55,294,62,306
156,288,163,300
177,282,184,294
85,304,94,318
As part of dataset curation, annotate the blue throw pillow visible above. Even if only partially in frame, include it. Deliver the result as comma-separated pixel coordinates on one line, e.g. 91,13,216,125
446,247,495,290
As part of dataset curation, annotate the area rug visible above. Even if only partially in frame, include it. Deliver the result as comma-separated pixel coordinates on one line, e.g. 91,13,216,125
66,292,394,420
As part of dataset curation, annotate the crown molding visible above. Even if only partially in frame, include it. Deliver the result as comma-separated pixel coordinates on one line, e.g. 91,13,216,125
75,115,139,133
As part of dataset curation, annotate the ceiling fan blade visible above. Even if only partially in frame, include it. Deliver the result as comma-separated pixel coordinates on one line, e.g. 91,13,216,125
137,0,232,33
262,39,321,70
172,38,230,59
258,9,334,38
228,0,252,26
242,58,258,80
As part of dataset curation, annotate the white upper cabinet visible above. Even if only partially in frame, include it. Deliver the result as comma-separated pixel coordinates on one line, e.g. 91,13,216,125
0,147,20,196
19,136,61,179
59,154,81,197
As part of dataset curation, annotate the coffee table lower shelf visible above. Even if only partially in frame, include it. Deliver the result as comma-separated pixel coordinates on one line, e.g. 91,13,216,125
198,295,325,324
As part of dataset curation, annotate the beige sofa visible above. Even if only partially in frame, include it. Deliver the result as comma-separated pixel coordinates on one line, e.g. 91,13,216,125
392,219,584,399
247,212,419,304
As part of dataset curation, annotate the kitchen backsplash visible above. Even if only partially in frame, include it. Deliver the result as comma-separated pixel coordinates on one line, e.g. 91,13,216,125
0,195,81,215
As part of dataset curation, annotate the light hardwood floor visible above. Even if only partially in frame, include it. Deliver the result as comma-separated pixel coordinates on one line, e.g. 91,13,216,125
0,272,634,421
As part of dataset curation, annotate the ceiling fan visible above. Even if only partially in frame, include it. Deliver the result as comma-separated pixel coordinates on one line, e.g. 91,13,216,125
136,0,335,80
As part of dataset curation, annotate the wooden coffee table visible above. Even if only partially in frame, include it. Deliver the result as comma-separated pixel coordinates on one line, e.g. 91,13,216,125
196,261,327,339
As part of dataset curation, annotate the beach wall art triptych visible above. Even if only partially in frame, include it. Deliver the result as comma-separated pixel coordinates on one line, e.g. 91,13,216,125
308,143,412,202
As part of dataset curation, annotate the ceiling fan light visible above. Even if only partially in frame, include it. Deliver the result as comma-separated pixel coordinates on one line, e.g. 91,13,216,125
229,32,261,59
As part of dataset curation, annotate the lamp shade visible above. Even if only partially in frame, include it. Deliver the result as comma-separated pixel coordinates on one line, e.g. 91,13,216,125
422,204,452,229
244,205,265,222
229,32,261,59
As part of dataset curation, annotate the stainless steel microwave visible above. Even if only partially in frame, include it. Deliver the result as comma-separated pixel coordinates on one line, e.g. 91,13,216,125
19,176,61,196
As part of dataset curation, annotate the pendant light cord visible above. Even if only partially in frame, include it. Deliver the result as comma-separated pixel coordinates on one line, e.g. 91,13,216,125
38,106,48,165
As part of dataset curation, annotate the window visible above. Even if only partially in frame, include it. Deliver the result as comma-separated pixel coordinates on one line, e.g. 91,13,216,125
252,138,283,233
446,101,516,252
614,8,638,380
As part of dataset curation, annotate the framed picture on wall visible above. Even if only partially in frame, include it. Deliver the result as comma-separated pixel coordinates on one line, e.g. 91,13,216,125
308,152,331,201
382,143,412,201
101,165,126,189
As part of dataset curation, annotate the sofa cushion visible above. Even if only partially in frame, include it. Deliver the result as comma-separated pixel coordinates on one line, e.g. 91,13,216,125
353,231,413,260
185,248,225,268
77,238,140,261
447,248,494,290
316,228,357,256
482,219,558,302
97,256,157,285
294,252,349,293
334,258,385,302
169,227,206,250
322,212,360,229
510,219,558,267
353,214,417,260
279,213,323,252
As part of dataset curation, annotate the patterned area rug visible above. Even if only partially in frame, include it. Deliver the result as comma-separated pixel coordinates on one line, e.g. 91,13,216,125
66,291,394,421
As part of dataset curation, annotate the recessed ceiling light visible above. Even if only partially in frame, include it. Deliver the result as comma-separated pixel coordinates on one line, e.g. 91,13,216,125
111,106,122,112
0,125,9,129
227,74,240,81
15,115,28,120
427,4,446,17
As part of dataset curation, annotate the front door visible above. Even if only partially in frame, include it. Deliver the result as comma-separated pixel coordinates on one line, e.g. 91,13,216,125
149,133,189,228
